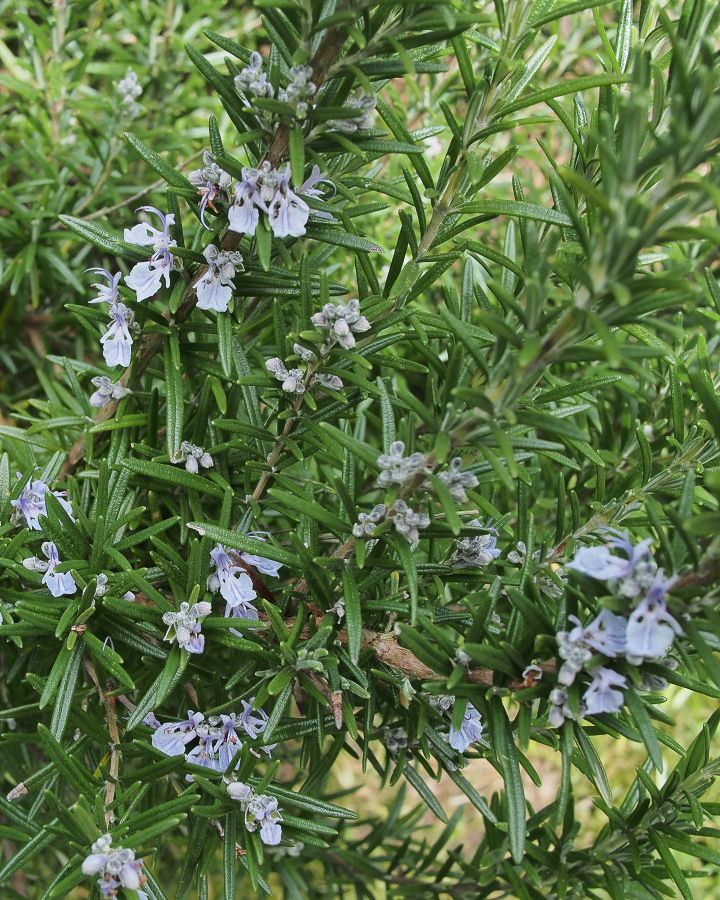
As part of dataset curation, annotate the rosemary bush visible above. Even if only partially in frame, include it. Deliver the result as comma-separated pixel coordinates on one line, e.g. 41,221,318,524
2,1,720,897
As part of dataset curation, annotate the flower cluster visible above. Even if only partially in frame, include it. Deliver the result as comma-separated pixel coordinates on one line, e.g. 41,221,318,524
195,244,243,312
88,268,135,369
311,299,370,350
234,52,275,100
333,92,376,133
551,532,683,726
392,500,430,546
89,376,131,409
22,541,77,597
151,702,272,772
11,477,74,531
265,351,343,395
82,833,145,897
188,151,233,227
171,441,214,473
227,782,283,845
207,540,282,626
376,441,425,488
229,162,329,239
117,70,143,119
162,601,212,653
124,207,179,302
450,521,501,568
279,64,317,119
438,457,479,503
352,503,387,538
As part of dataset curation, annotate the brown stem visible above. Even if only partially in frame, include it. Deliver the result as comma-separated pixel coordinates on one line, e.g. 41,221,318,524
60,10,351,479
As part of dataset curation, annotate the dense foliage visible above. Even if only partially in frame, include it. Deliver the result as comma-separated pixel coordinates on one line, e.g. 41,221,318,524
1,0,720,897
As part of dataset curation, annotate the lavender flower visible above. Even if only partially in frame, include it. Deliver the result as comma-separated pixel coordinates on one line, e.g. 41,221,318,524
171,441,214,474
311,299,370,349
239,535,284,578
162,601,212,654
448,703,484,752
227,782,283,846
228,166,263,235
234,52,275,99
438,458,479,503
352,503,387,538
228,162,330,239
100,301,134,368
87,268,135,367
583,666,627,715
11,478,74,530
376,441,425,487
23,541,77,597
450,520,501,568
87,267,122,306
567,531,653,583
581,608,627,657
392,500,430,546
82,833,145,896
89,376,131,409
188,151,233,227
124,207,178,301
208,544,259,620
151,710,205,756
195,244,243,312
626,575,682,664
266,164,312,238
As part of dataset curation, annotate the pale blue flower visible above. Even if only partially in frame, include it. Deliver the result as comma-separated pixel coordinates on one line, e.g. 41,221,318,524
579,609,627,658
567,531,653,582
23,541,77,597
266,164,311,238
376,440,425,487
151,710,204,756
87,267,122,306
626,574,681,664
162,601,212,654
438,457,479,503
448,703,483,752
228,167,263,235
246,793,283,846
195,244,243,312
234,52,275,100
99,302,134,368
208,544,259,620
89,375,130,408
583,666,627,715
11,478,74,530
451,520,501,568
82,833,145,896
124,207,177,301
240,536,283,578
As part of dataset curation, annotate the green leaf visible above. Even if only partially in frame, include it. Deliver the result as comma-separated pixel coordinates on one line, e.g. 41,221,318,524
122,459,225,498
488,698,525,863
